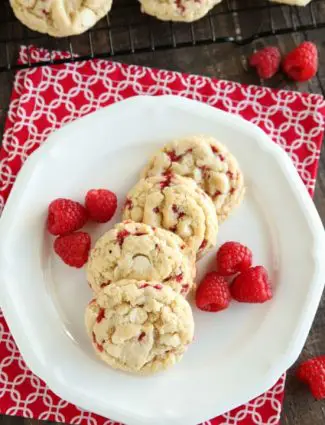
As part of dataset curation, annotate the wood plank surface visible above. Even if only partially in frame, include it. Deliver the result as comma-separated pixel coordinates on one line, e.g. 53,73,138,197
1,1,325,424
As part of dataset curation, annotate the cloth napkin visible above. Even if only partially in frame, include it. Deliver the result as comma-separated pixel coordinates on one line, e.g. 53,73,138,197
0,45,324,425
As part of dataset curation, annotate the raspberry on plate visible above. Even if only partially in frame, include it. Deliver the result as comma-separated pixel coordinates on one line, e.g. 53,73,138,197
47,198,88,236
196,271,231,312
297,355,325,400
54,231,91,268
249,46,281,79
216,241,252,276
230,265,272,303
283,41,318,82
85,189,117,223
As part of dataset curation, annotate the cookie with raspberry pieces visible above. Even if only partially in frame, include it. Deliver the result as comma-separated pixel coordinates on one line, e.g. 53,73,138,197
139,0,222,22
85,279,194,374
142,135,245,223
123,174,218,258
10,0,113,37
87,221,195,296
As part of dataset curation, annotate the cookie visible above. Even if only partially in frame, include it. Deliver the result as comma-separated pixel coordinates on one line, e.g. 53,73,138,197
270,0,311,5
139,0,222,22
10,0,113,37
85,279,194,374
142,135,245,223
87,221,196,296
123,174,218,258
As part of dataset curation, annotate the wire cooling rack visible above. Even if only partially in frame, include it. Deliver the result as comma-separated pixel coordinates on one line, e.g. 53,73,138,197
0,0,324,72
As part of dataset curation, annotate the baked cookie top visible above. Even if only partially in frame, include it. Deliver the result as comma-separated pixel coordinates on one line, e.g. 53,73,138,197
142,135,245,223
87,221,196,296
139,0,222,23
123,174,218,258
85,279,194,374
269,0,311,5
10,0,113,37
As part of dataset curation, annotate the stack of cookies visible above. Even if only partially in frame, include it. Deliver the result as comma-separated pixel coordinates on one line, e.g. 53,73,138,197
85,135,244,375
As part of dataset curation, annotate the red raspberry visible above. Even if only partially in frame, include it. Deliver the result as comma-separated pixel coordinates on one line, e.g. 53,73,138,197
216,241,252,276
230,266,272,303
283,41,318,82
47,198,88,236
249,46,281,79
297,356,325,400
85,189,117,223
196,272,231,312
54,232,91,268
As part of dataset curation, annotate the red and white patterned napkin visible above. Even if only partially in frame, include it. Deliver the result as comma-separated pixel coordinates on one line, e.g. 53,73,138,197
0,45,324,425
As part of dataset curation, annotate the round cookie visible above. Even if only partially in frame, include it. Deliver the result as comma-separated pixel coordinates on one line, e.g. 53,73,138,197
139,0,222,23
10,0,113,37
85,279,194,374
87,221,195,296
270,0,311,5
123,174,218,258
142,135,245,223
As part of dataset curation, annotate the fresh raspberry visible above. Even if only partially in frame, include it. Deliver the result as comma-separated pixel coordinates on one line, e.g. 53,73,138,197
297,356,325,400
216,241,252,276
196,272,231,312
85,189,117,223
249,46,281,79
54,232,91,268
283,41,318,82
230,266,272,303
47,198,88,236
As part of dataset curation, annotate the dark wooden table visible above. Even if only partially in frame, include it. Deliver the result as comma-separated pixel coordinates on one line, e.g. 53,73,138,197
1,3,325,424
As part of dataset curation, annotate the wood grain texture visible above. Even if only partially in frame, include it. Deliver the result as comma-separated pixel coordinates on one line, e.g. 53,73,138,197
0,1,325,425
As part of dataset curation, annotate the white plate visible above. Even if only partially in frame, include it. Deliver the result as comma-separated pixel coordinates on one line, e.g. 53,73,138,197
0,95,325,425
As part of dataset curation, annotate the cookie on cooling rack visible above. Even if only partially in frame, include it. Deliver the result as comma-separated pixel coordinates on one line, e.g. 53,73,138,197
139,0,223,22
269,0,311,5
10,0,113,37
